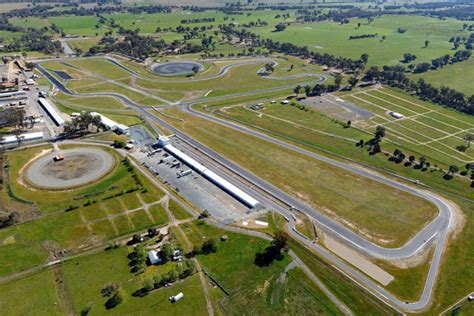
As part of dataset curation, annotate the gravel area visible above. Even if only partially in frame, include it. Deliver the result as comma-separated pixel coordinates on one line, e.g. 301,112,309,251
26,147,114,189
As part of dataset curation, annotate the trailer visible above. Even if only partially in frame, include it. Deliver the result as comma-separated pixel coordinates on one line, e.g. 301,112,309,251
177,169,192,178
169,292,184,303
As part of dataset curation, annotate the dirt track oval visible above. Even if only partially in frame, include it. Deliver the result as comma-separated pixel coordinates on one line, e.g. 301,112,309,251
26,148,115,189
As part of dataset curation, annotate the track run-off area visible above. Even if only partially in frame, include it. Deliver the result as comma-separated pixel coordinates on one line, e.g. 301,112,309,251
37,55,458,312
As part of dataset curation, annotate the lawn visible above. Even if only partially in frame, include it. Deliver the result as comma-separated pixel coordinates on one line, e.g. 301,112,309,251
67,38,100,53
159,107,438,247
168,199,193,220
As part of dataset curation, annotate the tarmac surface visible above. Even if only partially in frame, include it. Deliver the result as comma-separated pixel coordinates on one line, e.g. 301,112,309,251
26,147,114,189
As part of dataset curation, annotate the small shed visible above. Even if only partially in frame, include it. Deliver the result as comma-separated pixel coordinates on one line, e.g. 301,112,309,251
148,250,161,265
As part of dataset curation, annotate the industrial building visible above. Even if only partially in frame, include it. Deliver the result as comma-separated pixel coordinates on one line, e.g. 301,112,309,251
158,136,260,209
90,112,129,134
1,131,44,145
38,98,65,126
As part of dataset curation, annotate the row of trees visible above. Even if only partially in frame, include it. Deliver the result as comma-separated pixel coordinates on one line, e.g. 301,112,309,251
412,50,472,74
62,112,102,138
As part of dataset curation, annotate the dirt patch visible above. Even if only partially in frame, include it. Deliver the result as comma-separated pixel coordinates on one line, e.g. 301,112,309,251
324,235,394,286
445,198,465,240
52,267,75,316
385,243,434,269
1,235,16,245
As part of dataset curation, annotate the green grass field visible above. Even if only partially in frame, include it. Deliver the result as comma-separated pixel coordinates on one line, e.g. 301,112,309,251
410,58,474,96
254,15,466,67
158,108,438,247
0,270,63,315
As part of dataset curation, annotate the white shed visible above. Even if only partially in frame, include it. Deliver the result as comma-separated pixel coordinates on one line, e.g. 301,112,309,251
148,250,161,265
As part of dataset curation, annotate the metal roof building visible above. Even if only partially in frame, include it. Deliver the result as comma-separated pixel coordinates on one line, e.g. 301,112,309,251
90,112,129,134
162,142,260,208
1,131,44,145
38,98,65,126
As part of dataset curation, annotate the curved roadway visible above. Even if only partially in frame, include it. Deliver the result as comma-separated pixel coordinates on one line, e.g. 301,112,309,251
37,57,455,312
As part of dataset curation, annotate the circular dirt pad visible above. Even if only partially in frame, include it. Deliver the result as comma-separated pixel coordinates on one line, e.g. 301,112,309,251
152,61,204,76
26,148,114,189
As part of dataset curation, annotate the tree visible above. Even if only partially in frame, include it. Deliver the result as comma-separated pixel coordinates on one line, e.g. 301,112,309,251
101,283,120,298
192,65,199,74
424,40,430,48
148,227,158,237
293,85,302,96
449,165,459,176
143,278,154,292
334,74,342,87
105,288,125,309
375,125,385,140
360,53,369,65
348,76,358,88
201,239,217,254
160,243,173,263
275,23,286,32
463,133,474,147
254,231,288,266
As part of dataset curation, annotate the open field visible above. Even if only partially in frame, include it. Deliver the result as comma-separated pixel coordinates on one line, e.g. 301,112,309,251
410,58,474,96
158,107,438,247
254,15,467,67
341,87,474,164
0,270,63,315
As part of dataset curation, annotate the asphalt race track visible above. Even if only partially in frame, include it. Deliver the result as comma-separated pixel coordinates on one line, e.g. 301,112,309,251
37,56,455,312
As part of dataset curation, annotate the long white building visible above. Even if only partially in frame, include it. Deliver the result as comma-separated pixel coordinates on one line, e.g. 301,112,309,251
38,98,65,126
1,131,44,145
159,137,259,208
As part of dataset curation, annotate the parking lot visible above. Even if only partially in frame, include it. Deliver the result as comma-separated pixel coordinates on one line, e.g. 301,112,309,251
130,132,259,223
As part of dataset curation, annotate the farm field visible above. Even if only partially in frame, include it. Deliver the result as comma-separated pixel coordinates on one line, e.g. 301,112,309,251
340,87,474,164
410,58,474,96
157,107,438,247
253,15,466,67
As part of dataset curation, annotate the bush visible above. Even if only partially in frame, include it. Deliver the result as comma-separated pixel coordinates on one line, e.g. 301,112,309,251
201,239,217,254
105,288,124,309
